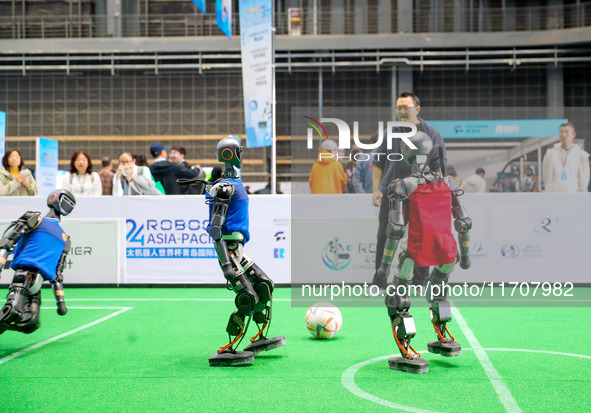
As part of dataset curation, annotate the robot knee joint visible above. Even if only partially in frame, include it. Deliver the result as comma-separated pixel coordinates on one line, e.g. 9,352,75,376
431,299,452,323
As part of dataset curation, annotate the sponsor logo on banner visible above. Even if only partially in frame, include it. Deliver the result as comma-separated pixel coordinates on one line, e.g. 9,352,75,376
501,244,520,259
273,230,286,259
522,244,544,258
125,218,215,259
322,237,352,270
535,217,558,235
472,241,486,258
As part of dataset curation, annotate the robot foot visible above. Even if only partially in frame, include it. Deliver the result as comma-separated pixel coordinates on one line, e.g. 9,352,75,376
243,336,286,355
388,356,429,374
209,350,254,367
427,340,462,357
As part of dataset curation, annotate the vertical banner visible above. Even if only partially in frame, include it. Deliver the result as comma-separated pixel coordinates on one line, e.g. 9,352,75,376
288,8,302,35
239,0,273,148
216,0,232,37
35,137,59,196
191,0,206,13
0,111,5,159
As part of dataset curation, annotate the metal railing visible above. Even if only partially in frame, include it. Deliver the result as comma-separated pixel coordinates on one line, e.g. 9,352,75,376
0,3,589,40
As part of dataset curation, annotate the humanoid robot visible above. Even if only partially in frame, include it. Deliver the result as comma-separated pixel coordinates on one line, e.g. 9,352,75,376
376,132,472,374
181,136,285,367
0,189,76,336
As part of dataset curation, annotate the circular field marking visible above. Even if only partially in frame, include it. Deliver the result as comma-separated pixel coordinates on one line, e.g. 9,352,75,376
341,348,591,412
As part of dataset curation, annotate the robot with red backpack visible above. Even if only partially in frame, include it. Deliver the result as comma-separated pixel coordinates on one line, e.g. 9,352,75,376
375,132,472,374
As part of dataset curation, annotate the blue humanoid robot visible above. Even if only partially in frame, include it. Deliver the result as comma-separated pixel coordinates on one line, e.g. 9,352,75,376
184,136,285,366
0,190,76,335
376,132,472,374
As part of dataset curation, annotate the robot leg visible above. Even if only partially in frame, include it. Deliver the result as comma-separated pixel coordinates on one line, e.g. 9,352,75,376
241,259,286,355
385,257,428,374
0,270,42,335
209,245,258,367
425,263,461,357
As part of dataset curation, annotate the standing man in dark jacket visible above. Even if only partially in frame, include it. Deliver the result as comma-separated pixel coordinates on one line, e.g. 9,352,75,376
148,142,200,195
371,92,447,288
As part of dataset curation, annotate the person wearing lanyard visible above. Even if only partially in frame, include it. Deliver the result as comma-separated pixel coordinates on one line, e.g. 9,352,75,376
542,122,590,192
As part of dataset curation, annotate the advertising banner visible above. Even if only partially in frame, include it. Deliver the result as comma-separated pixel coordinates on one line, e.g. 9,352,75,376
216,0,232,37
287,8,302,36
35,138,59,197
191,0,206,13
0,111,5,159
428,119,567,139
239,0,273,148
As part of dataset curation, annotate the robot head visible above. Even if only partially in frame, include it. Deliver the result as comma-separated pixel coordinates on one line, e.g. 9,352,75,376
216,136,243,179
47,189,76,217
401,131,433,167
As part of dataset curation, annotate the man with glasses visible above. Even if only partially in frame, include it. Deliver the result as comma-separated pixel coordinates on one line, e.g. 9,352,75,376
370,92,447,289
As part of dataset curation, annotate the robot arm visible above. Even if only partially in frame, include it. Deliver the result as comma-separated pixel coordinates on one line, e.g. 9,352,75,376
376,180,408,280
51,237,71,316
0,212,41,275
448,178,472,269
208,181,236,280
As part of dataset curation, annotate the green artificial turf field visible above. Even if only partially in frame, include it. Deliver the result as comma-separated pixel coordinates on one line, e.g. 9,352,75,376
1,287,590,412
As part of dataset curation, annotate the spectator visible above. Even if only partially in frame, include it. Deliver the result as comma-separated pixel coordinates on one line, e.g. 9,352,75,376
133,153,149,167
169,146,205,194
169,146,192,169
343,146,361,193
0,149,38,196
62,150,102,197
148,142,200,195
99,156,115,196
461,167,487,193
309,140,347,194
447,165,462,187
352,151,374,193
211,166,223,182
543,122,590,192
113,152,161,196
371,92,447,289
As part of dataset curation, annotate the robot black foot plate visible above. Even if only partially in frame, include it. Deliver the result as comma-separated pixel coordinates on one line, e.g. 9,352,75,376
243,336,286,355
428,340,462,357
388,356,429,374
209,351,254,367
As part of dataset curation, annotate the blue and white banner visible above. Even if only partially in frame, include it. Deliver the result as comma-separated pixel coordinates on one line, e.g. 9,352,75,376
191,0,206,13
35,137,59,196
429,119,568,139
0,111,5,159
239,0,273,148
216,0,232,37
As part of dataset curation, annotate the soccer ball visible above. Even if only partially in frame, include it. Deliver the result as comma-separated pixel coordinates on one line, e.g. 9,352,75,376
305,302,342,339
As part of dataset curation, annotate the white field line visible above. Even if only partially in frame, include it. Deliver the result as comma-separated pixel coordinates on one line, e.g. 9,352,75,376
451,306,522,413
0,306,133,366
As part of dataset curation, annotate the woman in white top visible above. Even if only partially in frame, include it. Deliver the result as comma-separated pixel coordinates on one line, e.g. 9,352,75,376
62,150,102,196
112,152,160,196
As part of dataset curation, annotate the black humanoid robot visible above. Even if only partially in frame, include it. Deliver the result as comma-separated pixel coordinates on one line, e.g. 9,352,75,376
376,132,472,374
182,136,285,366
0,189,76,336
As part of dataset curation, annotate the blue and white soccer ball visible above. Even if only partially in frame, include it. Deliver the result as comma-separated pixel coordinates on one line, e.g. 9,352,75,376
305,302,342,339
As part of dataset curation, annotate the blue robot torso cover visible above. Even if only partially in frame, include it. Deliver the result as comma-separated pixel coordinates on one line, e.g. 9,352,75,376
206,178,250,244
10,216,67,281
